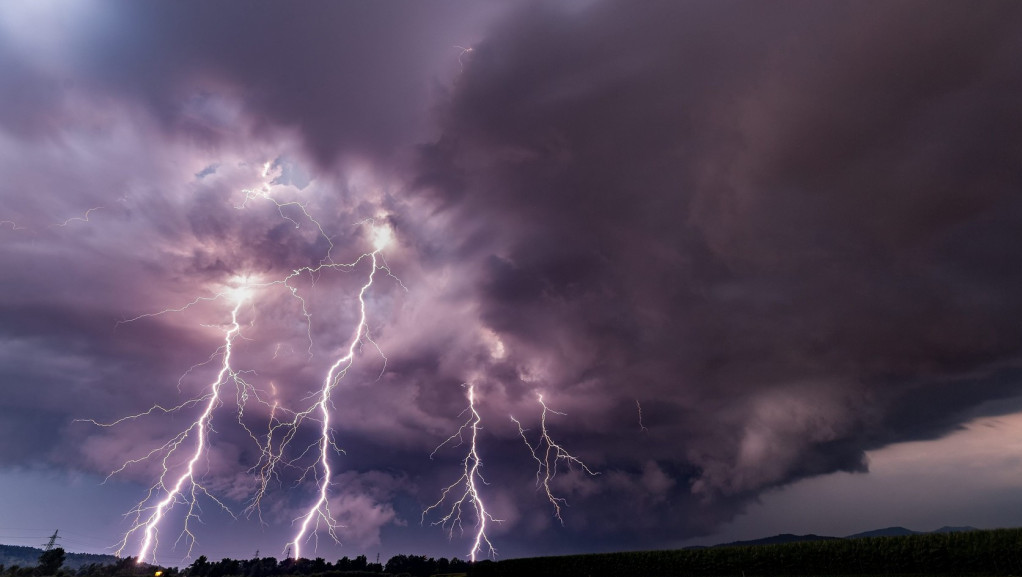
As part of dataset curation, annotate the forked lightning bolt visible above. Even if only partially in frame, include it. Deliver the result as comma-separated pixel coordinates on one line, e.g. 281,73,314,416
423,383,500,561
287,230,391,560
82,161,401,563
511,394,598,524
136,295,245,560
82,290,251,561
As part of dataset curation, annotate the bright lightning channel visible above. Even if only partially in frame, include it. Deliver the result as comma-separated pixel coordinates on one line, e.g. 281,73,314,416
287,229,391,560
511,394,598,524
94,289,250,562
423,383,500,561
85,160,403,563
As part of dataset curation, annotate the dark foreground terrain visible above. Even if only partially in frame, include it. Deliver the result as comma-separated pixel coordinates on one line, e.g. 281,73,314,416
466,527,1022,577
8,527,1022,577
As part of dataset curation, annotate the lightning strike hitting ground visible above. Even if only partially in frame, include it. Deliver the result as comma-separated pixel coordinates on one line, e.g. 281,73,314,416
82,160,403,563
511,394,599,524
287,232,391,560
423,383,500,561
83,292,249,562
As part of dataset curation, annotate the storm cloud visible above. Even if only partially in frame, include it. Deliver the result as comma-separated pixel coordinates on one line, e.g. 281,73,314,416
2,0,1022,562
415,0,1022,540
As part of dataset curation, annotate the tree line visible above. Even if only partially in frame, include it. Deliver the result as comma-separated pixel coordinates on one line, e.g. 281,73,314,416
16,527,1022,577
7,548,470,577
180,553,469,577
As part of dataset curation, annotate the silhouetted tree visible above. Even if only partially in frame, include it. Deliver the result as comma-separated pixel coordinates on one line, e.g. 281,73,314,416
334,557,350,572
208,558,239,577
36,548,65,576
449,557,469,573
186,556,210,577
351,555,367,572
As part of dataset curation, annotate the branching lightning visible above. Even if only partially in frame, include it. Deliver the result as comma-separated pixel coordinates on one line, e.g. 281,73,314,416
83,291,250,561
636,400,648,433
454,45,474,71
287,235,390,560
77,156,600,563
82,160,403,563
422,384,500,562
511,394,599,524
131,296,244,560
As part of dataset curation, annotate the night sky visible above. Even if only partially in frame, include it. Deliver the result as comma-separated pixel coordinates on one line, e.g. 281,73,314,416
3,0,1022,566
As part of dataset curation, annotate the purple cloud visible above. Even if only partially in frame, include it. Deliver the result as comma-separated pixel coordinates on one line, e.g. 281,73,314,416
2,0,1022,563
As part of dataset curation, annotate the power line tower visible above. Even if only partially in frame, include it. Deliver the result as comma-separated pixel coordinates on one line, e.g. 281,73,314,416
43,530,59,551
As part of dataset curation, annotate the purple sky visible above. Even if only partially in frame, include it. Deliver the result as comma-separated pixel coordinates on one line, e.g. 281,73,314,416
3,0,1022,566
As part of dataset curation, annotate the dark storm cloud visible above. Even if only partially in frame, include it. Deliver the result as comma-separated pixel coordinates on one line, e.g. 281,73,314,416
33,1,502,166
416,0,1022,545
5,0,1022,561
0,36,61,139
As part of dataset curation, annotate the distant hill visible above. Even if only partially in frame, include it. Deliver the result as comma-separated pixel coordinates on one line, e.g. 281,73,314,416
0,544,119,570
846,526,978,539
931,525,979,534
713,525,982,548
718,533,841,547
846,526,920,539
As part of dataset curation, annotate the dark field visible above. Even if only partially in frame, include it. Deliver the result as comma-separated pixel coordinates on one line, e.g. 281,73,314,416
465,528,1022,577
9,528,1022,577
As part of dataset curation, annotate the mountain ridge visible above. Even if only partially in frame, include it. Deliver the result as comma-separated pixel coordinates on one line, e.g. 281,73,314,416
717,525,979,548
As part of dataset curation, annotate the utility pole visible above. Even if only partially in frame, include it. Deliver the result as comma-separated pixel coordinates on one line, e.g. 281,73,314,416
284,546,291,560
43,530,59,552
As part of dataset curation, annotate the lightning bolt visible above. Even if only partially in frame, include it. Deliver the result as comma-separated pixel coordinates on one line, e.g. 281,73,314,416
1,219,25,231
423,383,500,561
454,45,474,71
237,162,334,262
636,399,648,433
86,290,249,562
54,206,103,227
81,159,404,563
286,235,390,560
511,394,599,524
